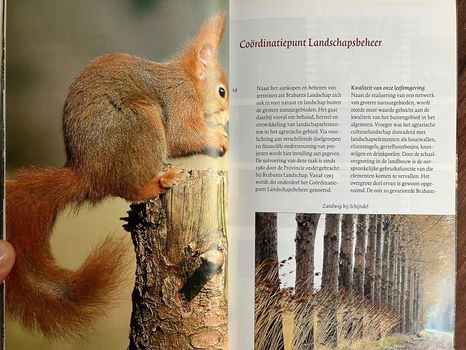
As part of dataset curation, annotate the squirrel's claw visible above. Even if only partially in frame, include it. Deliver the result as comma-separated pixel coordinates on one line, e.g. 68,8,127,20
159,164,187,188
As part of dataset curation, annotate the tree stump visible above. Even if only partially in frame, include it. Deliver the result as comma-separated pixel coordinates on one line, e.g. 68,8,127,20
125,169,228,350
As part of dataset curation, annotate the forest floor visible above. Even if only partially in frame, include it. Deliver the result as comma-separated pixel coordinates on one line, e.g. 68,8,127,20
393,330,453,350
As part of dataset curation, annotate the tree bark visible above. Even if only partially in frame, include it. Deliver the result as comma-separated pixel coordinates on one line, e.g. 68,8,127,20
414,272,422,333
400,254,407,333
388,224,398,311
406,267,412,333
407,265,416,334
294,214,320,350
255,212,284,350
339,214,354,292
375,215,384,305
352,214,367,340
322,214,340,292
396,254,403,322
353,214,368,296
295,214,320,296
381,216,391,308
364,215,377,302
456,5,466,348
256,212,279,267
320,214,339,348
125,170,228,350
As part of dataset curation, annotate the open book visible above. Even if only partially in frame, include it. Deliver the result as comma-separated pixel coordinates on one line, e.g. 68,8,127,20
2,0,457,349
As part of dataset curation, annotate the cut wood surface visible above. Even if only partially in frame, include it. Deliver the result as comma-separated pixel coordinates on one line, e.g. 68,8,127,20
125,169,228,350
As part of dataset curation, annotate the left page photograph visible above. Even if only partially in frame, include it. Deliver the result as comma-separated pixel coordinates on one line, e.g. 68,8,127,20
4,1,229,349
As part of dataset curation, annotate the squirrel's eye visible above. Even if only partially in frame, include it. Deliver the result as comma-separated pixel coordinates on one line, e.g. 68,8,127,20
218,87,226,98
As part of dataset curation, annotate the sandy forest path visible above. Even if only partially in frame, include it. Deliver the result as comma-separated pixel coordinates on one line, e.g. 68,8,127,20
394,331,453,350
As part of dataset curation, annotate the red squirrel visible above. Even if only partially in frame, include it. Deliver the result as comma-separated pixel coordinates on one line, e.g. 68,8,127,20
6,13,228,339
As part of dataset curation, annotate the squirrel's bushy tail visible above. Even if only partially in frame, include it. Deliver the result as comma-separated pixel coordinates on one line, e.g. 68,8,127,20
6,167,129,339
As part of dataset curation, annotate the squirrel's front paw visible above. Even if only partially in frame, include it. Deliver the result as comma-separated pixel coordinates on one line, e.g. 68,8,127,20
205,110,229,127
203,126,229,158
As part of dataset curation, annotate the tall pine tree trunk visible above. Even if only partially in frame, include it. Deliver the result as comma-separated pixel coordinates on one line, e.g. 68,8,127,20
396,254,403,327
400,254,407,333
256,213,278,267
321,214,339,348
353,215,368,296
352,214,368,339
339,214,354,291
322,214,340,292
295,214,320,296
255,212,284,350
364,215,377,302
414,272,422,333
339,214,356,343
381,216,391,308
295,214,320,350
375,215,384,305
388,224,398,311
406,267,412,334
407,266,416,334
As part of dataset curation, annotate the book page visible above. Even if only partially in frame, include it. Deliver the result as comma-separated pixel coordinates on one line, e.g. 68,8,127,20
229,1,456,349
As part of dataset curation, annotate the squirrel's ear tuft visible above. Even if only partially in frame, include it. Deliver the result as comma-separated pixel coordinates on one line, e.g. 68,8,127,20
199,12,226,49
182,13,226,80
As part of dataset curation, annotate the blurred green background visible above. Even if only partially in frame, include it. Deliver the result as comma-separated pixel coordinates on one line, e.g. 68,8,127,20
6,0,228,349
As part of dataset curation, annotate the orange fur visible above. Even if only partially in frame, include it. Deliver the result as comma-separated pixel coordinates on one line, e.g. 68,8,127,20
6,13,228,339
6,168,129,339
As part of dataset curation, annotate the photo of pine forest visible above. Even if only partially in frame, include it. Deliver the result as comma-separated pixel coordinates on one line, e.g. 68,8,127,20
255,213,455,350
